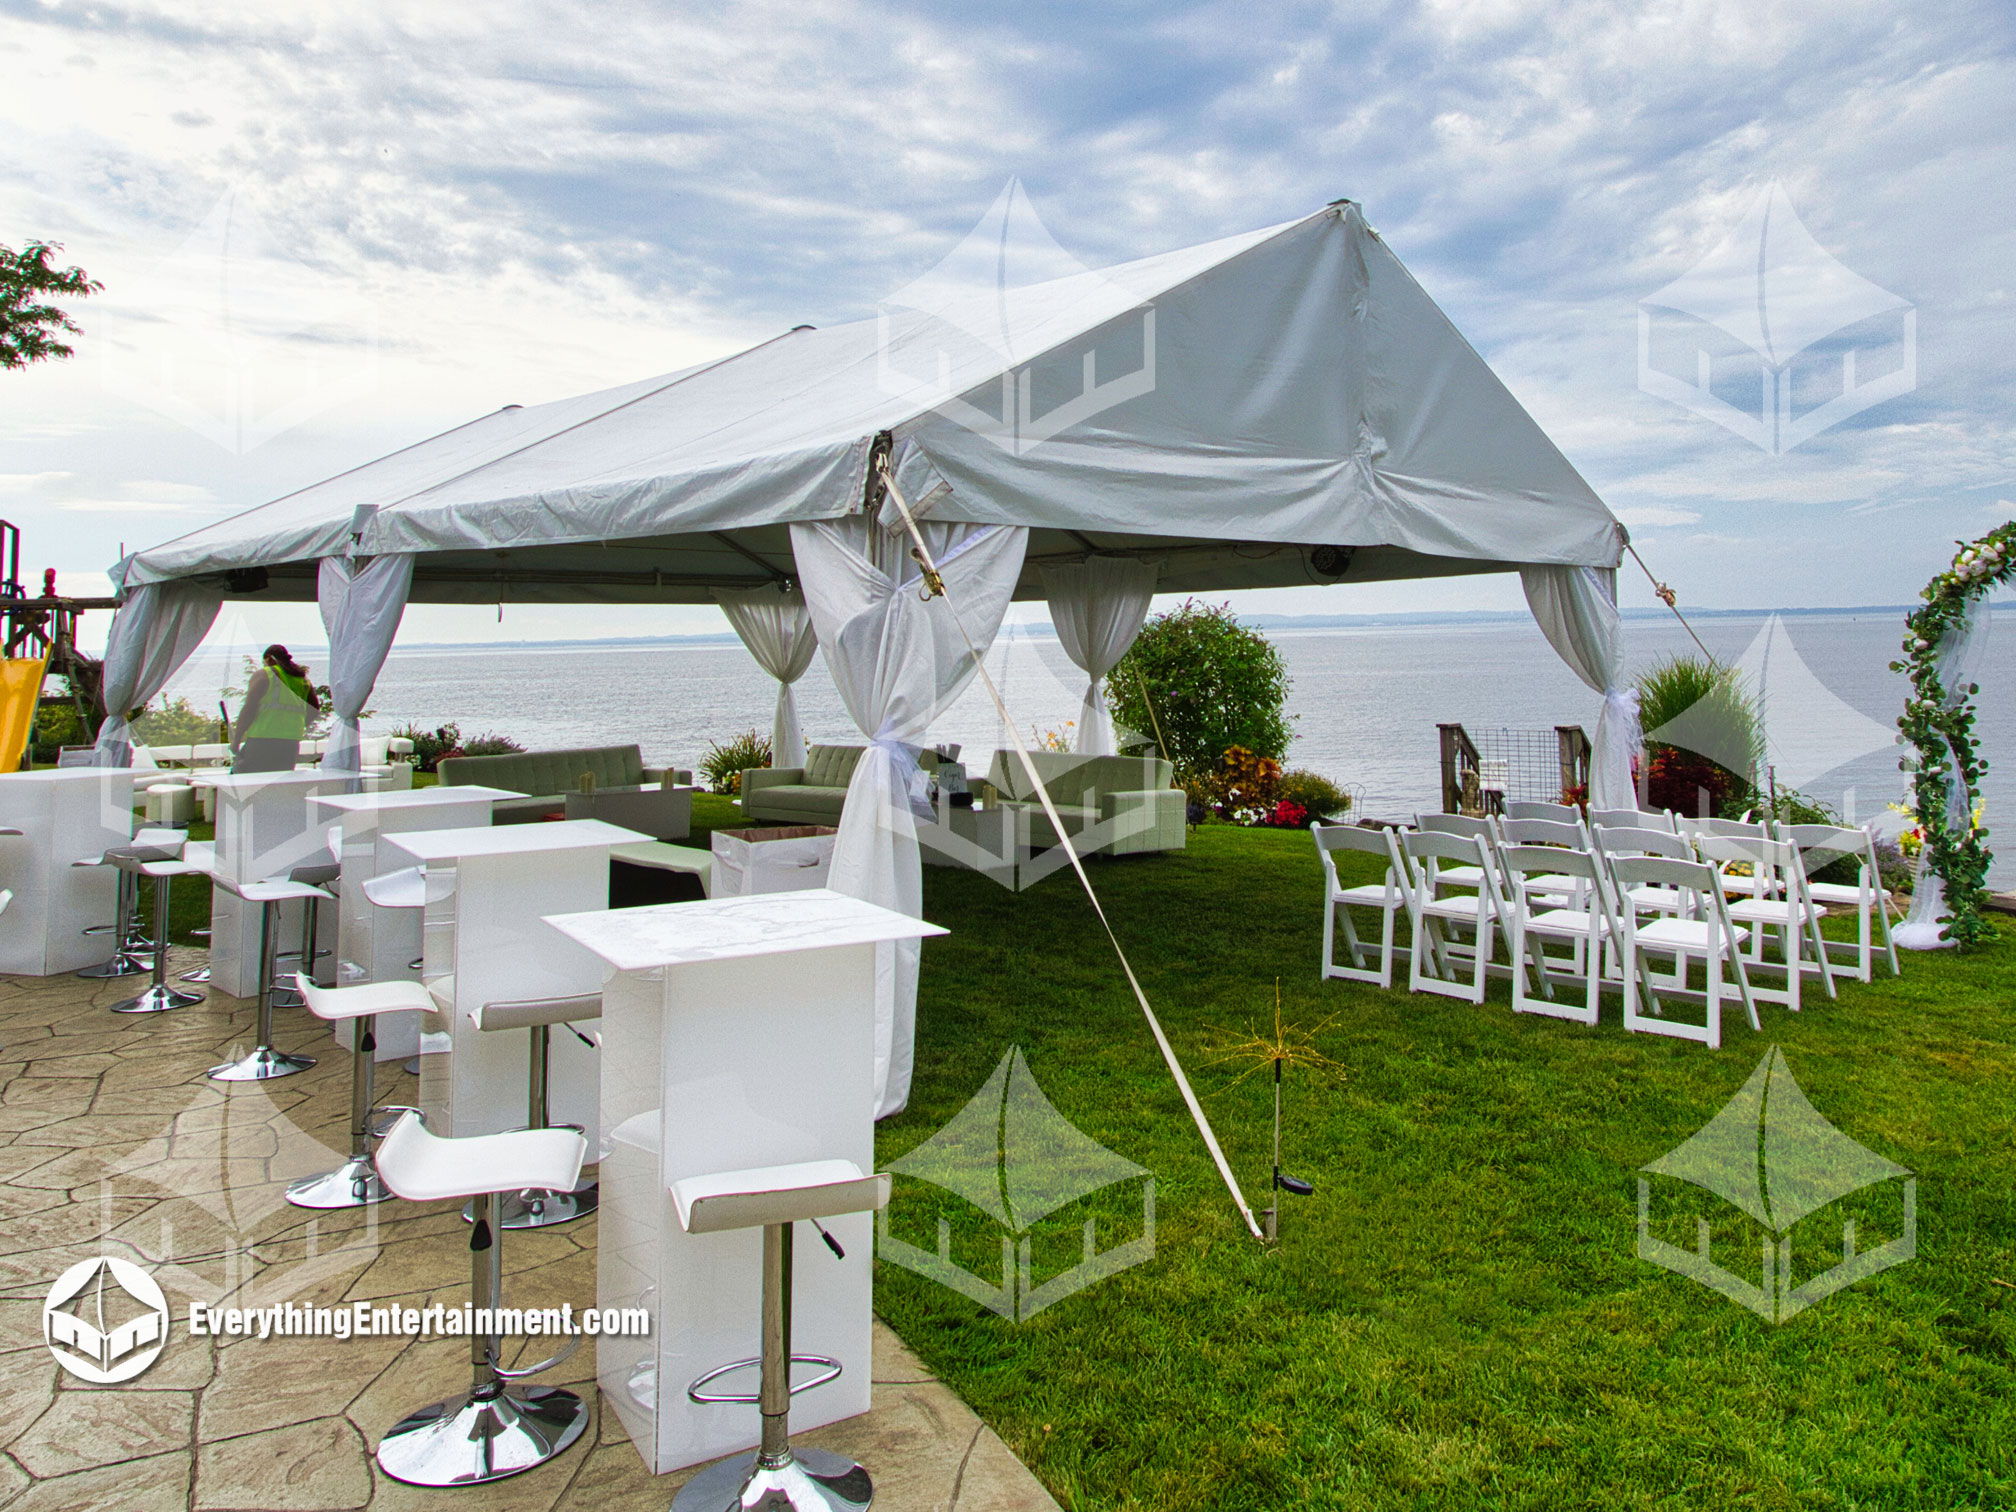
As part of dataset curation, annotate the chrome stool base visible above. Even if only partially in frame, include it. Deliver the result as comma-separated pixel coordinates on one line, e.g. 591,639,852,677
209,1046,316,1082
179,966,211,983
286,1155,390,1209
111,984,203,1014
76,953,149,980
463,1180,597,1230
672,1447,872,1512
375,1383,587,1487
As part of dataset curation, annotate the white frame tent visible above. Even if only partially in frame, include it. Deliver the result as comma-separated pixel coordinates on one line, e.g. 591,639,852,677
101,198,1637,1114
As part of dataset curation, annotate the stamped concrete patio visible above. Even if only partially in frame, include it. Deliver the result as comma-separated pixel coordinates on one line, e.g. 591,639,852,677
0,951,1058,1512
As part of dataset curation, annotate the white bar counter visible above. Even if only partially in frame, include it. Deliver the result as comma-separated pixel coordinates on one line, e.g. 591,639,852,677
543,889,946,1475
390,818,646,1144
0,769,136,976
202,771,353,997
312,785,523,1061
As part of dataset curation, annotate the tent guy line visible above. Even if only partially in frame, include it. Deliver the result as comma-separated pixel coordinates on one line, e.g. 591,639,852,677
878,455,1264,1241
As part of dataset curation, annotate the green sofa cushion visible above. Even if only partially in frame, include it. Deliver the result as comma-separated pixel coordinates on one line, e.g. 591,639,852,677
802,744,866,788
437,743,646,796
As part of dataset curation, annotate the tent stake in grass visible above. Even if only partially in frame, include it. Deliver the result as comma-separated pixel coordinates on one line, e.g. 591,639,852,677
1204,981,1344,1244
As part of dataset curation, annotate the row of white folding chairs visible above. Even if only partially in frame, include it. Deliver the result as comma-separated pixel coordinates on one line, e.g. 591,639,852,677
1314,808,1891,1049
1315,816,1758,1047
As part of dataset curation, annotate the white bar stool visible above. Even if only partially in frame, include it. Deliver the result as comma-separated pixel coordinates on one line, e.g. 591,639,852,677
72,831,182,978
670,1159,891,1512
362,864,432,1072
372,1111,590,1487
109,853,207,1015
467,993,602,1229
286,975,435,1209
206,875,329,1081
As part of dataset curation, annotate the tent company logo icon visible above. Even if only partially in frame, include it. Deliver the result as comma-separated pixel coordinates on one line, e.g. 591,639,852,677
877,1046,1154,1321
1642,612,1898,802
1637,1047,1915,1323
100,184,379,455
1638,182,1914,454
43,1256,172,1384
875,178,1156,457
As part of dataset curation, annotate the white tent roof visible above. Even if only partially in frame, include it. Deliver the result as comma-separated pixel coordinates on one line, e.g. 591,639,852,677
121,201,1622,603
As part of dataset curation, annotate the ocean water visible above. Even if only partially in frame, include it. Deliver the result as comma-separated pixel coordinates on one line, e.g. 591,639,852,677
164,609,2014,885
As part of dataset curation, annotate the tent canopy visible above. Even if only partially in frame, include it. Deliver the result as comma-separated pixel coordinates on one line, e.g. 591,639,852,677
119,201,1623,602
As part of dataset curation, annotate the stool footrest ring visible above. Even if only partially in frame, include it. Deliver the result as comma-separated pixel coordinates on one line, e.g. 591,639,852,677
686,1353,842,1405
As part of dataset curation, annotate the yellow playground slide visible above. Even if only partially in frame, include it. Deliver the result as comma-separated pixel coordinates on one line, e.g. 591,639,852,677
0,655,49,773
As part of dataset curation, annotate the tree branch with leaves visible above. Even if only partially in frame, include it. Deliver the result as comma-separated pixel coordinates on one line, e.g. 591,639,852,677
1,240,103,371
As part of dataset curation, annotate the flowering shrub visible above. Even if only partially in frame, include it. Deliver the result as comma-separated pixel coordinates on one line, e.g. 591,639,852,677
1265,799,1309,829
1891,520,2014,946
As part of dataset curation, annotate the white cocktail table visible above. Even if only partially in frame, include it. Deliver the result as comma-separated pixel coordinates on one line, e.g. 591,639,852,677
312,785,524,1061
390,819,648,1144
0,769,136,975
201,771,353,998
543,888,946,1475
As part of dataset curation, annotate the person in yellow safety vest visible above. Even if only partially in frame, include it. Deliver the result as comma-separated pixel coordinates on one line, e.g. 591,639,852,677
230,644,321,774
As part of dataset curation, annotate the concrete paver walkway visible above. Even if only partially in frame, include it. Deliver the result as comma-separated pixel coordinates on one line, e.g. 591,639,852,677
0,954,1058,1512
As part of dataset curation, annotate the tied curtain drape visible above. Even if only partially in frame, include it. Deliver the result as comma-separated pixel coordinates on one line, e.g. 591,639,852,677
1521,565,1638,811
713,583,819,764
318,554,415,773
91,581,224,766
1040,557,1158,756
790,511,1028,1118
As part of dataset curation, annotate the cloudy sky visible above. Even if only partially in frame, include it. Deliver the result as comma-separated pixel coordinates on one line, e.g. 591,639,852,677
2,0,2012,650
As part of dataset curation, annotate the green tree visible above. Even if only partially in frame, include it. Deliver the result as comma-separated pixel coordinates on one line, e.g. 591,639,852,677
1106,600,1292,779
1,240,103,370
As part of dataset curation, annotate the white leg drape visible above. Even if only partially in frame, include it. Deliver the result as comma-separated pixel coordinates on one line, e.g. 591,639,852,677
790,514,1028,1118
1896,594,1991,950
713,583,819,763
91,581,224,766
317,554,415,773
1522,565,1638,811
1040,556,1158,756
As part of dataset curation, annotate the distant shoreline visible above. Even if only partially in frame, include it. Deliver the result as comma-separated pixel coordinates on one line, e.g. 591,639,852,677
356,600,2011,654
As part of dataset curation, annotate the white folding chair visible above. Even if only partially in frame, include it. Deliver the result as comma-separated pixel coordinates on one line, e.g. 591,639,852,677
1497,845,1630,1026
1313,824,1408,989
1779,822,1899,982
1696,832,1837,1013
1595,825,1696,918
1499,817,1593,909
1415,813,1494,896
1610,855,1759,1049
1399,829,1499,1003
1507,800,1579,824
1591,807,1676,833
1682,815,1775,899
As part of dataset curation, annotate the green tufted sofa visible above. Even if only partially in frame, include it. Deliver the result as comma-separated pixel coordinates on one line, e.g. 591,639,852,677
738,744,866,825
435,743,691,823
982,751,1185,855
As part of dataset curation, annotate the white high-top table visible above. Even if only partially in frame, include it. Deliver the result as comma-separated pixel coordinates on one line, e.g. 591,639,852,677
311,785,524,1062
543,889,946,1476
203,771,353,997
0,769,136,975
389,818,647,1145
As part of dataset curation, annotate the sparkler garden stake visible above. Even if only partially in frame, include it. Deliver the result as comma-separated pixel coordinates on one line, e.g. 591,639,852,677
1205,981,1346,1243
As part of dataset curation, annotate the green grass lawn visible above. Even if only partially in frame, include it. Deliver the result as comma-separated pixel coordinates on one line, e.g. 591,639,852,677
870,818,2016,1510
142,792,2016,1506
